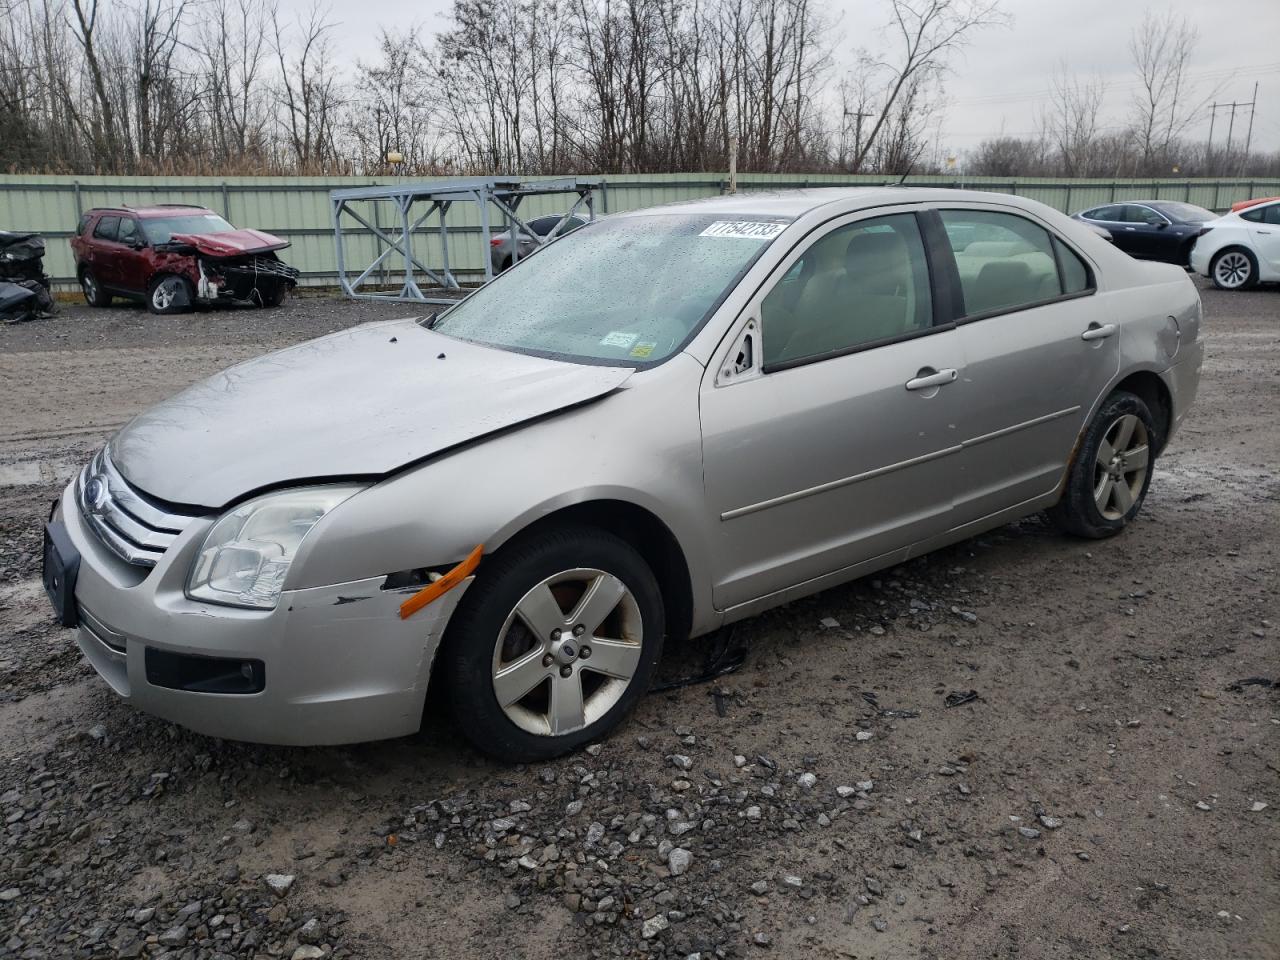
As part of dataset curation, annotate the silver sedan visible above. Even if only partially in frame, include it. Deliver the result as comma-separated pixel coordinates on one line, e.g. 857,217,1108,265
44,188,1204,761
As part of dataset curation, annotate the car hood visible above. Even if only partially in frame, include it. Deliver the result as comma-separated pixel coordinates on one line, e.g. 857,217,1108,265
167,228,290,256
110,319,634,508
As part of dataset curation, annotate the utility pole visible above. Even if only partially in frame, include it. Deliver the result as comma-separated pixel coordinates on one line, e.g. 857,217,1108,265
1243,81,1260,158
1207,86,1260,174
843,108,872,172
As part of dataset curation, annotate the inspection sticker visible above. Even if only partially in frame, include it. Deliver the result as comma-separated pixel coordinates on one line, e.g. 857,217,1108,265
600,331,638,348
629,341,657,359
698,220,787,240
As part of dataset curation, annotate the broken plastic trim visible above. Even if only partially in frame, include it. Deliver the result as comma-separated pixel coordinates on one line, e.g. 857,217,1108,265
397,544,483,620
650,624,748,693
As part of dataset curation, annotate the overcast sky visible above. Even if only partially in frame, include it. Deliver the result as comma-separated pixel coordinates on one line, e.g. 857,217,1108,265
314,0,1279,157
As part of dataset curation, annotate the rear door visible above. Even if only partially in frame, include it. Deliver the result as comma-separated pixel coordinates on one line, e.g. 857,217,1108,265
87,215,122,286
1242,202,1280,273
934,206,1120,525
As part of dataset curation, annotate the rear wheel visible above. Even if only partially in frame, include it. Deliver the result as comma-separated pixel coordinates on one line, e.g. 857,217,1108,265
80,270,111,307
148,275,194,314
442,526,664,762
1048,391,1159,539
1210,248,1258,290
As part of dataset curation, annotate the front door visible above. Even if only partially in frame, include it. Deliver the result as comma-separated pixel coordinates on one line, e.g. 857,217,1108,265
700,209,965,610
935,207,1120,524
113,217,152,294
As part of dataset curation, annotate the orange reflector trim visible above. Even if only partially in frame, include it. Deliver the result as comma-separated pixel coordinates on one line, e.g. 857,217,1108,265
398,544,483,620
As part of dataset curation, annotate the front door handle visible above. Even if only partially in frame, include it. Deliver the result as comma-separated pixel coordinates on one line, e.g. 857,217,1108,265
905,368,958,391
1081,323,1118,342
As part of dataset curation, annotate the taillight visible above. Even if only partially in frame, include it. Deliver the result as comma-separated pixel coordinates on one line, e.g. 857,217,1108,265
489,237,503,246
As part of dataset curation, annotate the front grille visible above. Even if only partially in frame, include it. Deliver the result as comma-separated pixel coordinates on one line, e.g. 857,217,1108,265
77,448,200,568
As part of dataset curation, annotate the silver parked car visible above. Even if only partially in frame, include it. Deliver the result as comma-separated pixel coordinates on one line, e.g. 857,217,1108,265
44,188,1204,761
489,213,589,273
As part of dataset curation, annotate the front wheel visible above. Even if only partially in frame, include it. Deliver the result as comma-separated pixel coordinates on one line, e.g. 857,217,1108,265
1048,391,1159,539
441,526,665,762
1210,248,1258,290
148,275,194,314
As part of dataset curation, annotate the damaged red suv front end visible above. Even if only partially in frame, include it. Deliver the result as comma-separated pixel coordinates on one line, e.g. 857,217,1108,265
70,205,301,314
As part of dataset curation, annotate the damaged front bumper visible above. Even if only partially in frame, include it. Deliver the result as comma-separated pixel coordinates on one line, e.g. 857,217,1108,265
197,255,300,305
53,481,464,745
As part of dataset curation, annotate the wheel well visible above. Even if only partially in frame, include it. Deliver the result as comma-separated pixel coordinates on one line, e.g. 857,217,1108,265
504,500,694,643
1211,244,1255,263
1113,371,1172,452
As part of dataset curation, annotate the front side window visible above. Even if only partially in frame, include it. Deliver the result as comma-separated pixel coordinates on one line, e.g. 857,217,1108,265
117,218,141,245
941,210,1075,317
434,213,786,365
761,213,933,368
92,215,120,242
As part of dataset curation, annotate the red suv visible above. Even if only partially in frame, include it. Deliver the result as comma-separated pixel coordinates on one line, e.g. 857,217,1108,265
70,205,299,314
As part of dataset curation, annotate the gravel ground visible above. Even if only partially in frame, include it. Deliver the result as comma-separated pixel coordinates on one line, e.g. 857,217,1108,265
0,284,1276,960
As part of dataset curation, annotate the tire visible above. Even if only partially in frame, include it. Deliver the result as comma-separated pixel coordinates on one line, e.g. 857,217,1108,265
1210,247,1258,290
147,274,194,314
80,270,111,307
258,283,288,308
1048,391,1160,539
441,525,665,762
499,256,513,273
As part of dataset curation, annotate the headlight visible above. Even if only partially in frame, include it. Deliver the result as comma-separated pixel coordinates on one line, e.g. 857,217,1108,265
186,485,363,609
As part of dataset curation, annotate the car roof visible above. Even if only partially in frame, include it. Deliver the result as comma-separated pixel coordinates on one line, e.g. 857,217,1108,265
613,187,1053,220
87,205,218,219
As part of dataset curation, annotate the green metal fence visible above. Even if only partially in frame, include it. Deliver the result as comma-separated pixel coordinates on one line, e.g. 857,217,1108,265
3,172,1277,290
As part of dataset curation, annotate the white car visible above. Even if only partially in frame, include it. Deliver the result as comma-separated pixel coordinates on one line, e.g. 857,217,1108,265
1189,198,1280,290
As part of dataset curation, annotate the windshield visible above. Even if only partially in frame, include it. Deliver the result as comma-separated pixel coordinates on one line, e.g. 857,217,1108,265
143,213,237,244
1155,202,1214,223
433,213,789,365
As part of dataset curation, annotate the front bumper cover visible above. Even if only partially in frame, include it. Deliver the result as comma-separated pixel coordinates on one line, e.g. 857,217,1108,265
54,481,467,746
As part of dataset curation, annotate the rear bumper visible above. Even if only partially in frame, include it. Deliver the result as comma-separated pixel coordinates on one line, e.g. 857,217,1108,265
1160,338,1205,446
1188,242,1212,277
54,481,467,745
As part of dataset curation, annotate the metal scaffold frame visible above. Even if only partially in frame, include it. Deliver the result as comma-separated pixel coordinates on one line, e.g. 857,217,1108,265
330,177,601,303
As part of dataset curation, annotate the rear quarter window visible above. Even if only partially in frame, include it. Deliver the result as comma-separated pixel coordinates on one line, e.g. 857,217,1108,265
77,214,91,235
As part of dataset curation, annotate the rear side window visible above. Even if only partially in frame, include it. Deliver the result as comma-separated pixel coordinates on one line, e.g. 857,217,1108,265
762,213,933,368
1242,204,1280,225
92,216,120,242
1085,205,1121,221
940,210,1082,317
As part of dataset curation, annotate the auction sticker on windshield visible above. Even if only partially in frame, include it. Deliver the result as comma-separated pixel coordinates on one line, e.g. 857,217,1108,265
698,221,787,240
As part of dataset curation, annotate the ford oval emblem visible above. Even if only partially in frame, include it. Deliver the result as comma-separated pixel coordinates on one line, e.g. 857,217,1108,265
84,476,107,510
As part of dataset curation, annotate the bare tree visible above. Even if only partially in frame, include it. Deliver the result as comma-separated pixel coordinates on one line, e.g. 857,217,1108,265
849,0,1009,172
1040,65,1109,176
1128,8,1214,174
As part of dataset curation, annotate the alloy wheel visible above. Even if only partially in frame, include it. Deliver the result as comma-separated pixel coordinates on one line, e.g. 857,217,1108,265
82,274,97,301
1093,413,1149,520
1214,251,1252,289
152,277,182,311
491,568,643,737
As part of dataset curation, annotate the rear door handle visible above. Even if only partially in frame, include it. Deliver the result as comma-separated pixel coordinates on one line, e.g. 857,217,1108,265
905,368,958,391
1081,323,1117,341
